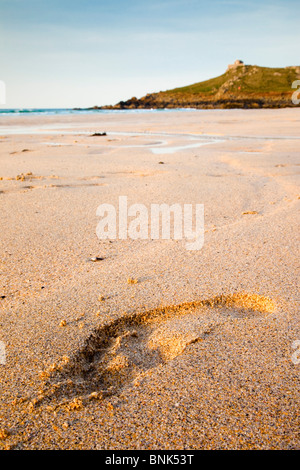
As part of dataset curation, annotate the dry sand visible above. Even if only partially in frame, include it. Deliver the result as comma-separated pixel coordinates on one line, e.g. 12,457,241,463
0,109,299,449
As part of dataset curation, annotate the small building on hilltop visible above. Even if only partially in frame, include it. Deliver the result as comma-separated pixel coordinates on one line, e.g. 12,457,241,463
227,60,244,71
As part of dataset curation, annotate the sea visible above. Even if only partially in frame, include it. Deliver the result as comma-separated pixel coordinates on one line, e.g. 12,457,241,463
0,108,198,116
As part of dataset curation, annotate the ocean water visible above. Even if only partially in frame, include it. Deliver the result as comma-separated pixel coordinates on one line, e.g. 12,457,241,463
0,108,199,116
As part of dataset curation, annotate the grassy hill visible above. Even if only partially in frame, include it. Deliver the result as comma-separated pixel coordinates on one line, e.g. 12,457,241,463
102,63,300,109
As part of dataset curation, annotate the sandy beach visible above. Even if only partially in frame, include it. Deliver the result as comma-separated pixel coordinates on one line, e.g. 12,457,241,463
0,108,299,450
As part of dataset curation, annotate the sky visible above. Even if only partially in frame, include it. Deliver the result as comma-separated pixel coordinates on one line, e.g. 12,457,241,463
0,0,299,108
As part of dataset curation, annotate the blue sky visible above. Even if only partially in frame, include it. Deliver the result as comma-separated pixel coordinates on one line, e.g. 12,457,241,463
0,0,299,108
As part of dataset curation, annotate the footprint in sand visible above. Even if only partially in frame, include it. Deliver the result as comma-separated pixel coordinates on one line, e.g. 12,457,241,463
38,293,274,407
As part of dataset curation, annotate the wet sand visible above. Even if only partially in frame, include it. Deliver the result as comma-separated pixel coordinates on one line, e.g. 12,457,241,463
0,109,299,449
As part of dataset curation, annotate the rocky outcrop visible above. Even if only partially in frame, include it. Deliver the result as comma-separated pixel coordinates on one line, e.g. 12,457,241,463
98,63,300,110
